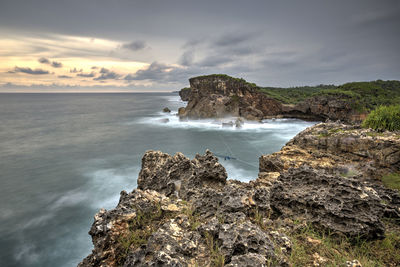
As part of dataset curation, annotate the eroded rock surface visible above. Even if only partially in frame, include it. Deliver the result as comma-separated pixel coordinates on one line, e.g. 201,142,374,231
178,75,366,122
179,75,282,120
271,167,386,239
79,123,400,266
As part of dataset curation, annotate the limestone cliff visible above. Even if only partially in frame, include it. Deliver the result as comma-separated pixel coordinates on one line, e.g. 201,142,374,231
178,74,369,122
79,123,400,267
179,75,282,120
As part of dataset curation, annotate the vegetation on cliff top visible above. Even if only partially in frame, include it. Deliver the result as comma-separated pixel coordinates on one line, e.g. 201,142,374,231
188,75,400,114
260,80,400,110
190,74,258,88
362,104,400,131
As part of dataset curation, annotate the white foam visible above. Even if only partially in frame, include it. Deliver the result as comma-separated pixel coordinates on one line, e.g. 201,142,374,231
137,112,316,134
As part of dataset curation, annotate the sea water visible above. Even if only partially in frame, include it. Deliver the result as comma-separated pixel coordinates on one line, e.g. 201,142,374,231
0,93,316,267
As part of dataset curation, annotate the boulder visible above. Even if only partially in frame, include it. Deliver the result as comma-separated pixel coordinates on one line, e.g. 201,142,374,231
163,107,171,113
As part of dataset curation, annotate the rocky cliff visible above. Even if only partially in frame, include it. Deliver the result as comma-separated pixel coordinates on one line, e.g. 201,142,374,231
179,75,282,120
178,75,368,122
79,122,400,267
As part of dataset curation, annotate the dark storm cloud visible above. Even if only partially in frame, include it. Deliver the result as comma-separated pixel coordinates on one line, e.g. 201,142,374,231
121,40,147,51
51,61,62,68
12,66,49,75
38,57,50,64
1,0,400,89
77,72,95,78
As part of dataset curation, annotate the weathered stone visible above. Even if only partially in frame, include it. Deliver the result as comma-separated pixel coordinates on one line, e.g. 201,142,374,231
270,166,386,239
179,75,282,120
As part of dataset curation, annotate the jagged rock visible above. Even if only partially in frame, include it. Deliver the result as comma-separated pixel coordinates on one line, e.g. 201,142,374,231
79,151,283,267
179,75,282,120
163,107,171,113
179,87,191,101
270,166,386,239
283,94,367,123
217,221,275,263
259,122,400,179
137,150,227,198
177,107,186,116
79,122,400,267
178,75,368,122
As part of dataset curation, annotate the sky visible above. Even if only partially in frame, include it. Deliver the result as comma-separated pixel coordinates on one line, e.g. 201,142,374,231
0,0,399,92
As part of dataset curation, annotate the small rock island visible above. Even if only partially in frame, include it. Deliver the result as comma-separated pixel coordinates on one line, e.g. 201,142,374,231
79,75,400,266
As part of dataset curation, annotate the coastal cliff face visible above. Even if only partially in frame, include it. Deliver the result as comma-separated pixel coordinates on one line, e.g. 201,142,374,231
282,95,366,122
180,75,282,120
79,122,400,267
178,75,367,122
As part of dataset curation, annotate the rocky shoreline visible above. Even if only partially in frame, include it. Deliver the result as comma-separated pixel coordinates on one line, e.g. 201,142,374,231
177,75,366,123
78,122,400,266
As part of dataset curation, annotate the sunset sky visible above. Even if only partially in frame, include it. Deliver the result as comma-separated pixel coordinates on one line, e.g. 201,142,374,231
0,0,399,92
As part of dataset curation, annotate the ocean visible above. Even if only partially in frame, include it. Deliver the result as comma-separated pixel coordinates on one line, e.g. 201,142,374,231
0,93,316,267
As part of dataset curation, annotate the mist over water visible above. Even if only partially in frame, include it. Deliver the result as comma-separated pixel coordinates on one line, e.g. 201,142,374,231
0,93,316,267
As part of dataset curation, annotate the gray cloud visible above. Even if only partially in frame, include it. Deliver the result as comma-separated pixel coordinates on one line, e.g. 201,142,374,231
58,75,72,79
1,0,400,90
70,68,82,73
38,57,63,68
179,50,194,66
121,40,147,51
51,61,62,68
197,55,233,67
213,32,256,47
124,62,169,81
94,70,120,80
77,72,95,78
38,57,50,64
13,66,49,75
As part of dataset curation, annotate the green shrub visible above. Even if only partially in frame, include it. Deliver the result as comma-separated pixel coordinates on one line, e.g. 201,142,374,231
381,173,400,191
362,105,400,131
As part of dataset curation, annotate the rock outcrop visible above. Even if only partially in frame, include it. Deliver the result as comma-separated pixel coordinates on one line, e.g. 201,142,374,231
179,87,191,101
259,122,400,180
178,74,367,122
282,95,367,122
79,151,287,267
79,122,400,266
179,75,282,120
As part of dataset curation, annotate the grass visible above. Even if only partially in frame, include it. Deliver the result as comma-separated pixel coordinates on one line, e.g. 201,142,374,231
362,105,400,131
117,202,172,264
381,173,400,191
182,204,202,231
205,232,225,267
286,221,400,267
250,207,271,230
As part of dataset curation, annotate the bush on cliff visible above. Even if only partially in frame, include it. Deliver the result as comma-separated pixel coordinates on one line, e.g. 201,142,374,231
362,105,400,131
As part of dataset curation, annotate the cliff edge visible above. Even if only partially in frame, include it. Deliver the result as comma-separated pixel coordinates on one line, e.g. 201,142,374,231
178,75,400,123
79,122,400,266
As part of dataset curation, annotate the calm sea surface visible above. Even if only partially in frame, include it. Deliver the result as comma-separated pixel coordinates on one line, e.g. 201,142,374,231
0,93,316,267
